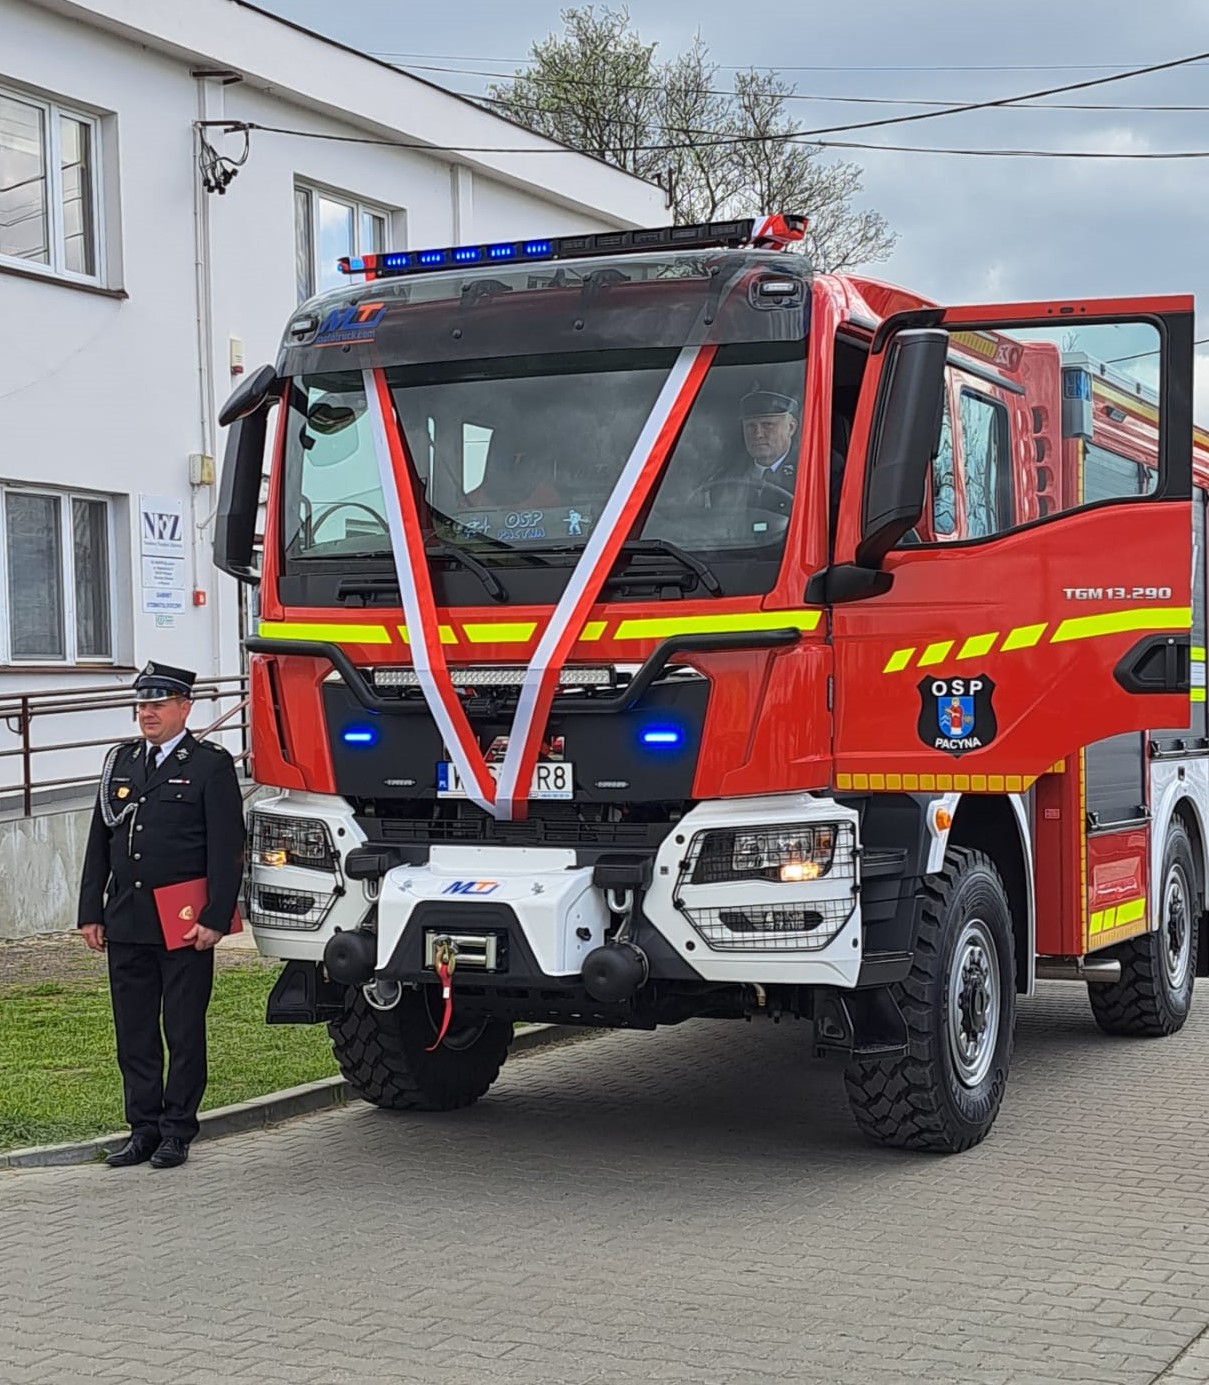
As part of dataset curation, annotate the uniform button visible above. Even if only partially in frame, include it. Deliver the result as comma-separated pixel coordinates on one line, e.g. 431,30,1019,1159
135,881,143,889
139,797,146,804
136,825,144,832
133,853,141,861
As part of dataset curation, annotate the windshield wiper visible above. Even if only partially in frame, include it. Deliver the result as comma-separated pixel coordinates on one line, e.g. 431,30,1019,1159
535,538,722,596
425,543,508,603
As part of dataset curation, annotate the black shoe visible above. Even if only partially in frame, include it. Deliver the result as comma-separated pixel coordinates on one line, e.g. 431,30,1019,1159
105,1136,157,1168
149,1137,190,1169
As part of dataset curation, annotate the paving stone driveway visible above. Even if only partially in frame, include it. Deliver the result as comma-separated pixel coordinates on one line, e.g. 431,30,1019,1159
3,984,1209,1385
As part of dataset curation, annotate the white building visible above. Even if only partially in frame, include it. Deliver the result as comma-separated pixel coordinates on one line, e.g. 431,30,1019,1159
0,0,664,810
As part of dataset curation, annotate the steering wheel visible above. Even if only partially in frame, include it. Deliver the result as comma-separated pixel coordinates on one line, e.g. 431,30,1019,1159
310,502,390,538
684,475,797,511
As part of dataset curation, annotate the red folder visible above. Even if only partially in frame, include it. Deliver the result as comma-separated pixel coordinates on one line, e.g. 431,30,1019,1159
153,878,243,950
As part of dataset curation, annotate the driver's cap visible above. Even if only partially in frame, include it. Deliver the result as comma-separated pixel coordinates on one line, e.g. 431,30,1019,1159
741,386,797,418
133,661,196,703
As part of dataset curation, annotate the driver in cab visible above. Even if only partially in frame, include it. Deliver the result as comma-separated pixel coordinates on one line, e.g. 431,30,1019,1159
739,386,799,483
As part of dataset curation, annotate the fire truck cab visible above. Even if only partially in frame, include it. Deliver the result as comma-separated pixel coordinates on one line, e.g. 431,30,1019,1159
215,215,1207,1152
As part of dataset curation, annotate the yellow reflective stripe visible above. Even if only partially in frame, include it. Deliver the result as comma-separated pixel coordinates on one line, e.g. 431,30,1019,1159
258,621,391,645
957,632,998,660
883,648,915,673
918,640,954,668
835,771,1037,793
397,625,458,646
1001,623,1047,651
613,610,821,641
1051,606,1191,644
1193,646,1206,660
462,622,537,644
1090,896,1146,935
579,621,607,642
1192,688,1207,703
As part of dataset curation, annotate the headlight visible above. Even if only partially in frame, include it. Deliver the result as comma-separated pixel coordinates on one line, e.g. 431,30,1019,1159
692,824,837,885
250,814,337,872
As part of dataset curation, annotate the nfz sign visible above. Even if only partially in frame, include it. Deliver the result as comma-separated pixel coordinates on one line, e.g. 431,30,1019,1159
138,496,185,558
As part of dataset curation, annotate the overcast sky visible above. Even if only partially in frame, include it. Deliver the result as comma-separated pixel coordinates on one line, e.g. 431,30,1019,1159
259,0,1209,409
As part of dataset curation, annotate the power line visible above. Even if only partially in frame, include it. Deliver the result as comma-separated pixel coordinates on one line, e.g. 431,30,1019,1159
368,51,1209,74
214,119,1209,161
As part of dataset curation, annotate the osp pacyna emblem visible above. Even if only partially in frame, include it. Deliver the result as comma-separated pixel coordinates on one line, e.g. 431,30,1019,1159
917,675,997,758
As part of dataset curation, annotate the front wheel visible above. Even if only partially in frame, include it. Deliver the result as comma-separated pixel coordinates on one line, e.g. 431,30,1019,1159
1087,819,1198,1037
328,985,512,1110
845,847,1016,1153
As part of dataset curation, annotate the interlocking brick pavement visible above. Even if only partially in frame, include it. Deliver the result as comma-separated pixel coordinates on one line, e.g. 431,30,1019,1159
3,984,1209,1384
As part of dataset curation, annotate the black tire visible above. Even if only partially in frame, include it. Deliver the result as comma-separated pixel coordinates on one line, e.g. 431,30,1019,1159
844,847,1016,1154
328,985,512,1110
1087,820,1198,1037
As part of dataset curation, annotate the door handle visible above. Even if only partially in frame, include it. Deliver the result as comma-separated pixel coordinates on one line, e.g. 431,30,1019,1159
1113,634,1191,694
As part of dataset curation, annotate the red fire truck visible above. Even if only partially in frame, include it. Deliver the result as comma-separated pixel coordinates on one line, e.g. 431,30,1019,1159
215,215,1208,1152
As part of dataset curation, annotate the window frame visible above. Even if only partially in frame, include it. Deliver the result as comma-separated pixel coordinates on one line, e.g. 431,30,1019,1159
0,83,105,285
294,182,391,301
0,486,118,666
954,385,1013,541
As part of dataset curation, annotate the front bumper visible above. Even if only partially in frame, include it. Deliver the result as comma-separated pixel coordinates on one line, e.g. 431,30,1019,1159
247,791,863,989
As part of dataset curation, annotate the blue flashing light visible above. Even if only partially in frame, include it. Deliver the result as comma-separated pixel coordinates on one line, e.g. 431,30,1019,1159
383,252,410,270
346,257,365,273
1063,368,1092,400
522,240,552,256
454,247,482,263
419,250,447,266
488,243,517,259
641,726,684,748
342,727,377,746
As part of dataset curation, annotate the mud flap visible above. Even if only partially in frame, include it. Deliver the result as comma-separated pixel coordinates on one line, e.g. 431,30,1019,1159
266,959,346,1025
813,986,908,1060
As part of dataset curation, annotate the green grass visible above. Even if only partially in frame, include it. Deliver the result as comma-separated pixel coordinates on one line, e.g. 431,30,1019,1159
0,965,339,1152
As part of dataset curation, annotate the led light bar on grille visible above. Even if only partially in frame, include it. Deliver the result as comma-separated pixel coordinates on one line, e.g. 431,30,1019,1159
371,666,614,689
338,215,807,281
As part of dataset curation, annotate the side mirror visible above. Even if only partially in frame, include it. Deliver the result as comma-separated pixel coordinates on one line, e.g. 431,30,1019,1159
214,365,279,583
856,328,948,570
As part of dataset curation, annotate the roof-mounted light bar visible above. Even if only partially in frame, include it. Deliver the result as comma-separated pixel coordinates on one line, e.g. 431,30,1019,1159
338,213,807,282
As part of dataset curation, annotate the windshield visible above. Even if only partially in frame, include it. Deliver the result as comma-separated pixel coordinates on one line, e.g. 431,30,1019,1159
281,343,807,576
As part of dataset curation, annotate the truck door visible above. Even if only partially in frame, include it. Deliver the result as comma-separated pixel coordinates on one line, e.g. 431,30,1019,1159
829,297,1195,790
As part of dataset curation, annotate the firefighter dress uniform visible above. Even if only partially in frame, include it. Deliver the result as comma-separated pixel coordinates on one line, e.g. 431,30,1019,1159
77,663,245,1166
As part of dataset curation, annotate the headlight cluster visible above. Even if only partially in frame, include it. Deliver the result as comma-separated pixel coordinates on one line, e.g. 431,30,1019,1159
247,813,343,931
691,824,837,886
251,814,337,872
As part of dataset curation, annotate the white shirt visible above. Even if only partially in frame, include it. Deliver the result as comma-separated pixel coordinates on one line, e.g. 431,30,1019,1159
144,730,187,767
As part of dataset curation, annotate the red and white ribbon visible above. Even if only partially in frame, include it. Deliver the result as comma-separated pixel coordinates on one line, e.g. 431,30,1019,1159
365,368,497,814
363,344,715,821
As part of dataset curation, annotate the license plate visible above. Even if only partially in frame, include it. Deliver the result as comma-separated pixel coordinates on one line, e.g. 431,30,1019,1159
436,760,574,800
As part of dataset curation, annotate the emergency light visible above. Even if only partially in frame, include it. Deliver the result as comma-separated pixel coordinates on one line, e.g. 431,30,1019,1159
338,214,807,282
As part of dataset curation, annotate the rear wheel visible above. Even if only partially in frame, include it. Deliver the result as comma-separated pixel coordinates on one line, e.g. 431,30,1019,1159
328,985,512,1110
1087,819,1197,1037
845,847,1016,1153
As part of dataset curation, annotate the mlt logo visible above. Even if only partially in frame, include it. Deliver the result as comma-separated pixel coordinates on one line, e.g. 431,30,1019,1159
315,301,387,346
442,880,500,896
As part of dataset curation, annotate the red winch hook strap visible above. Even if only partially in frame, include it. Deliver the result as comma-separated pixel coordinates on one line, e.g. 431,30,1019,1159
426,954,455,1053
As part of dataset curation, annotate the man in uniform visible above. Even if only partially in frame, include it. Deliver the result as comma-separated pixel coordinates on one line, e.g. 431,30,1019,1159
738,385,800,484
77,662,245,1169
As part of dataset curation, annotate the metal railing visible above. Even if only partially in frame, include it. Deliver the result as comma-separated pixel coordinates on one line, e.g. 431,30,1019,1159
0,676,249,818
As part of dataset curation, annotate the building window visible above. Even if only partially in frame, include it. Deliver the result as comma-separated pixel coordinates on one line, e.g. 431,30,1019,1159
0,489,115,663
0,86,102,281
295,184,389,300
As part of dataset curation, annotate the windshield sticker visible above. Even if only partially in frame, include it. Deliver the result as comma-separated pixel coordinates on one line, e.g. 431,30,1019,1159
918,675,998,758
315,301,388,347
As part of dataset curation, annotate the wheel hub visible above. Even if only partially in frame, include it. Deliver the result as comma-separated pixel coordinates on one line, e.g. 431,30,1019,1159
947,919,1001,1089
1163,864,1192,989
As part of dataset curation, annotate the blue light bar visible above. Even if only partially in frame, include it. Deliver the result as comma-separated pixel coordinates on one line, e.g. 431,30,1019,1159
342,727,377,745
335,216,806,282
641,727,684,748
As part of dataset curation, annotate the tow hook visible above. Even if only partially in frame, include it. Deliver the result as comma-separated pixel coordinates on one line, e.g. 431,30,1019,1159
426,936,458,1052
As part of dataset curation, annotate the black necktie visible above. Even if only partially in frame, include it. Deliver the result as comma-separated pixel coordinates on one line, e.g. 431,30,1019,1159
148,746,161,775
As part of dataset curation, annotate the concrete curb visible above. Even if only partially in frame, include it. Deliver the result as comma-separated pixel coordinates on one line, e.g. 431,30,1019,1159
0,1022,597,1170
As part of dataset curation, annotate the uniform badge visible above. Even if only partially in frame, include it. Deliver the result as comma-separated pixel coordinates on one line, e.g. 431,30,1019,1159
116,787,130,799
178,905,195,921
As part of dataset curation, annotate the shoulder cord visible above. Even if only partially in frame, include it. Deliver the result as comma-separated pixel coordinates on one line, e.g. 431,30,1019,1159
99,744,139,830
